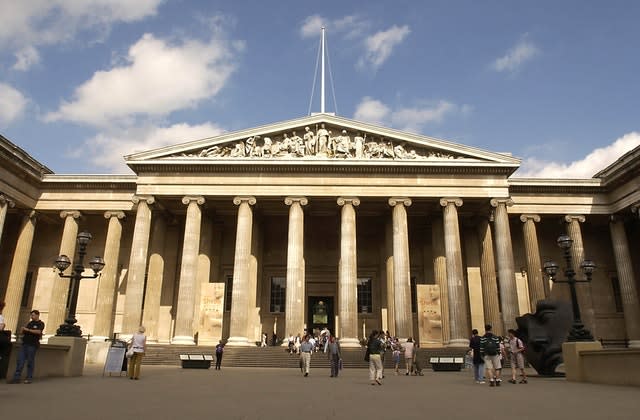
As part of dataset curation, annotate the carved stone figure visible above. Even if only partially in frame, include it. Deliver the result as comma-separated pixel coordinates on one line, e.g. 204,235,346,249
303,126,316,156
230,142,245,157
515,299,573,376
334,130,352,158
290,131,304,156
316,123,329,155
354,133,365,159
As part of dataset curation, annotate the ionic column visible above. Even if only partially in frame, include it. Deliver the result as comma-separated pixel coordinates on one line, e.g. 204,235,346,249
92,211,125,341
141,214,167,343
172,196,205,345
0,194,16,248
520,214,547,308
122,195,154,337
47,210,81,335
389,197,412,340
477,218,502,335
440,198,469,347
227,196,256,346
337,197,360,347
564,215,596,336
609,216,640,348
3,211,37,336
385,220,396,337
431,217,449,344
284,197,307,338
490,198,519,331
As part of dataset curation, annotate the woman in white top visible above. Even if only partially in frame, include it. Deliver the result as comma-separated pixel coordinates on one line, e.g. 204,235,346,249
128,326,147,380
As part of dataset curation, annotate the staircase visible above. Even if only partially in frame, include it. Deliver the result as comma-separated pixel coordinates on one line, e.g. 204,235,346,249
142,344,469,369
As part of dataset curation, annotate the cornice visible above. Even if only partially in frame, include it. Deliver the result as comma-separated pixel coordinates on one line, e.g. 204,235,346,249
508,178,604,194
41,175,138,190
0,134,53,183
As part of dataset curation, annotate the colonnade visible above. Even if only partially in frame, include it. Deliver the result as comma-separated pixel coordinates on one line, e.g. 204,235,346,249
1,191,639,348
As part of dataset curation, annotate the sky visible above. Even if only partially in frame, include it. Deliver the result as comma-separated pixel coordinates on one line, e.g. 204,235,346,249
1,0,639,177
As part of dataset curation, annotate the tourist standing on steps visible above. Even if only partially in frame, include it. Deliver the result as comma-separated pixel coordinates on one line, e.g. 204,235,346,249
215,340,224,370
469,329,485,384
480,324,503,387
299,335,313,377
507,329,527,384
128,326,146,380
326,335,342,377
11,309,44,384
367,330,384,385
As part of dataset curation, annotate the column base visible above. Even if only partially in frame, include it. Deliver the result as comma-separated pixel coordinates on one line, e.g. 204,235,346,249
562,341,602,382
446,338,470,348
627,340,640,349
171,336,196,345
339,337,361,348
225,336,252,347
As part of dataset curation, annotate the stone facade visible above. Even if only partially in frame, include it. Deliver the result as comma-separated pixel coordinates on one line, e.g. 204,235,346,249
1,113,639,348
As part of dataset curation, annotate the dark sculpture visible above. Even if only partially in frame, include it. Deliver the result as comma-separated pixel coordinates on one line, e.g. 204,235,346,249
516,299,573,376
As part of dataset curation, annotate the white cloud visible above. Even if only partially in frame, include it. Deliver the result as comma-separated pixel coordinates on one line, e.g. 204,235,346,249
79,122,225,173
0,0,162,69
299,14,368,39
492,39,539,73
359,25,410,70
12,46,40,71
515,132,640,178
0,83,28,127
354,97,464,132
45,32,241,126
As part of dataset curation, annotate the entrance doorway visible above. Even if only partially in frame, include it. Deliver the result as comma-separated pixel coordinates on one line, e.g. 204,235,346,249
307,296,334,336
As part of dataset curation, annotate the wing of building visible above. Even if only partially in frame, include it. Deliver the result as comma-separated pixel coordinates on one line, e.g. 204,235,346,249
1,113,639,347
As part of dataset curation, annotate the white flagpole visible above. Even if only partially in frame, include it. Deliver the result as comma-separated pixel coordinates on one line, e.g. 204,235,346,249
321,26,325,114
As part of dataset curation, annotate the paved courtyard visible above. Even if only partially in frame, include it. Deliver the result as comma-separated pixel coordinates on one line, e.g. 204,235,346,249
2,364,637,420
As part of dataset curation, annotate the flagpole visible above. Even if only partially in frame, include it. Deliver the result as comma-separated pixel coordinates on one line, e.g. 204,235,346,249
321,26,325,114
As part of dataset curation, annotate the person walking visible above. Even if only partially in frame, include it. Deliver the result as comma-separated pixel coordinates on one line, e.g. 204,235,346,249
127,326,146,380
367,330,384,385
11,309,45,384
507,329,528,384
299,335,313,377
469,329,485,384
215,340,224,370
480,324,503,387
391,338,402,375
401,337,415,375
326,335,342,377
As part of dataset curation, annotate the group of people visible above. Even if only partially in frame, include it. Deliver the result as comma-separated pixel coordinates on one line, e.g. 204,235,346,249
468,324,527,387
366,330,423,386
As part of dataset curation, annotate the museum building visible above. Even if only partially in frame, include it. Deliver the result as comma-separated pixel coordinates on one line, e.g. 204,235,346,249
1,113,639,348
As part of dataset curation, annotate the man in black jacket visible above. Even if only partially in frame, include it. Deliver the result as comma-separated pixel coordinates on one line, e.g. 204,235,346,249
11,309,45,384
479,324,503,387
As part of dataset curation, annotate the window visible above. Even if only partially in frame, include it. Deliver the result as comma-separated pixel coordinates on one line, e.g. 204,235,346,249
224,275,233,312
410,276,417,313
270,277,286,313
357,277,372,313
611,276,623,313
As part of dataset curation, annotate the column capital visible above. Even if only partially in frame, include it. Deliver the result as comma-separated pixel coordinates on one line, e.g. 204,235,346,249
490,198,514,208
233,196,256,206
564,214,585,223
631,203,640,217
520,214,541,223
0,194,15,208
337,197,360,207
388,197,412,207
132,195,155,206
609,214,628,224
182,195,205,206
439,197,463,207
284,196,308,206
59,210,81,219
104,210,126,220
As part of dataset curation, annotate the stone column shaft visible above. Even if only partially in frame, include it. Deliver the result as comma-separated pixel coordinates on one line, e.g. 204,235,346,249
3,211,37,334
48,210,81,334
92,211,125,341
227,196,256,346
478,218,502,335
172,196,205,345
491,198,519,331
141,215,166,343
389,197,412,340
440,198,469,347
565,215,596,336
609,217,640,348
520,214,547,308
431,217,450,344
0,194,16,248
285,197,307,338
338,197,360,347
385,221,396,337
122,196,154,336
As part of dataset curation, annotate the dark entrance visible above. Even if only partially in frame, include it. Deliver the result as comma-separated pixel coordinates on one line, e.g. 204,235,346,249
307,296,334,336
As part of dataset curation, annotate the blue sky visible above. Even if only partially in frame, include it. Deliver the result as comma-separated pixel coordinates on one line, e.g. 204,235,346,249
1,0,639,176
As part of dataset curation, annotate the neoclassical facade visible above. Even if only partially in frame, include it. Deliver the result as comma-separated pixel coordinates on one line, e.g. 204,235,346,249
1,114,639,348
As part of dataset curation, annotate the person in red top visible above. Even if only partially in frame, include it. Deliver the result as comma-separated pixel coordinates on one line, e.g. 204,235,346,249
11,309,44,384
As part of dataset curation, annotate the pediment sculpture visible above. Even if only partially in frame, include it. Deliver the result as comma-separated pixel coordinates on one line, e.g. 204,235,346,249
172,123,467,161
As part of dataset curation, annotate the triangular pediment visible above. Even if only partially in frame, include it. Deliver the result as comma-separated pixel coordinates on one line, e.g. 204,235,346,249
125,114,520,171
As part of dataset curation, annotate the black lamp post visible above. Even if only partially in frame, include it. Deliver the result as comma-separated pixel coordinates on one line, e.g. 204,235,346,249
53,231,105,337
543,234,596,342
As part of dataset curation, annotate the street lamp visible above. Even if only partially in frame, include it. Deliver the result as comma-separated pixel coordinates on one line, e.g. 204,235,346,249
543,234,596,342
53,231,105,337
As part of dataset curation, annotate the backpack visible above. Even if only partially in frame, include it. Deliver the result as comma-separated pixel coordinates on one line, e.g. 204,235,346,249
484,336,498,356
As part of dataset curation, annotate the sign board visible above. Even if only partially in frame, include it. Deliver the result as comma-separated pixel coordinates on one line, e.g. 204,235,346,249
103,346,126,375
